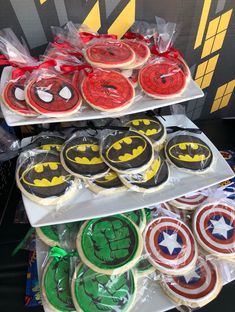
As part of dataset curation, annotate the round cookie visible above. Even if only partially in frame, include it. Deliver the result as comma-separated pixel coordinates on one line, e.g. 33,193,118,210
124,114,166,150
71,263,137,312
76,214,143,275
16,151,77,205
134,256,155,277
193,202,235,258
122,39,150,68
61,136,109,179
161,203,191,225
123,209,147,233
139,61,187,99
33,135,64,152
25,76,82,116
101,130,154,174
87,170,126,194
36,221,82,250
144,217,198,275
81,69,135,112
169,193,208,210
121,69,139,87
84,40,135,68
2,78,37,116
119,155,169,193
42,258,75,312
144,208,152,223
165,135,213,173
160,257,222,308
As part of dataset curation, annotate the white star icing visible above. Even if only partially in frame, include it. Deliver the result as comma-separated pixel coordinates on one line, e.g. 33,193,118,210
210,216,233,239
159,232,182,255
183,270,200,283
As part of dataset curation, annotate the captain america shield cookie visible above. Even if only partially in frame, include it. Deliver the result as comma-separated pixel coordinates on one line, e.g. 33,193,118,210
144,217,198,275
193,203,235,258
160,256,222,308
169,193,208,211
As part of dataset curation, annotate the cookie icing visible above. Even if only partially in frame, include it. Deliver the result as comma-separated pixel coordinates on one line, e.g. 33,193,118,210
33,135,64,152
72,263,136,312
92,171,123,189
124,209,146,232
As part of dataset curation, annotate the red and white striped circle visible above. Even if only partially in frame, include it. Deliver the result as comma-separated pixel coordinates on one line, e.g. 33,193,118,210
169,193,208,210
161,257,220,307
193,203,235,258
144,217,197,275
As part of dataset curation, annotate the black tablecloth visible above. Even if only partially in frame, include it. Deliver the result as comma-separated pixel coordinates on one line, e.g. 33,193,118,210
0,119,234,312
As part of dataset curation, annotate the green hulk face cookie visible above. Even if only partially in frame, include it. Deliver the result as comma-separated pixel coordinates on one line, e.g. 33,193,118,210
76,215,143,274
123,209,146,233
72,264,137,312
42,258,75,312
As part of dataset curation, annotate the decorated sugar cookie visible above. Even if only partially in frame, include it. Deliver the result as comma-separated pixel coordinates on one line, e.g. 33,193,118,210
76,214,143,275
193,203,235,258
144,208,152,223
25,76,82,116
122,39,150,68
134,256,155,277
16,151,77,205
139,62,187,99
161,203,190,225
71,263,137,312
87,170,125,194
124,114,166,150
36,221,82,250
81,69,135,112
42,258,75,312
101,130,154,174
61,136,109,179
144,217,197,275
119,155,169,193
123,209,147,233
33,135,64,152
84,40,135,68
160,257,222,308
165,135,213,172
2,78,37,116
169,193,208,210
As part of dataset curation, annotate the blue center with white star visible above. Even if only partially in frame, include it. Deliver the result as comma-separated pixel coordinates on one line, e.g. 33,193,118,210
208,215,234,240
158,229,183,256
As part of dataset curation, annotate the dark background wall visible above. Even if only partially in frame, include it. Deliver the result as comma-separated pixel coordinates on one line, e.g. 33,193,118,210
0,0,234,120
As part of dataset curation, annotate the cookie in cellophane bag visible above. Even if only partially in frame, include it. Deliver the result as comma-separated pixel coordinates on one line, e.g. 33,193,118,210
16,149,79,205
168,191,208,211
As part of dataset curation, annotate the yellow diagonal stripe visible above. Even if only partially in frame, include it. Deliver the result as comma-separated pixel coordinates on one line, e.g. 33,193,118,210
108,0,136,38
218,9,233,32
210,80,235,113
194,0,212,49
40,0,47,4
225,79,235,94
82,1,101,32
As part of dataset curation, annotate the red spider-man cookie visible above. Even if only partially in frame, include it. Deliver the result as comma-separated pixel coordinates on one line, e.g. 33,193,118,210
85,40,135,68
25,76,82,116
122,40,150,68
2,77,37,116
139,60,188,99
81,69,135,112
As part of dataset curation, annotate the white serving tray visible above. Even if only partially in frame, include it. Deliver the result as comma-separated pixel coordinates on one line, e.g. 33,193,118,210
0,66,203,126
21,115,234,227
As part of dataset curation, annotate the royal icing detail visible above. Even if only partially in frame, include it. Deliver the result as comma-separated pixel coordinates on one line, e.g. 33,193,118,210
169,193,208,210
101,130,153,173
162,257,220,307
193,203,235,257
18,152,75,199
62,136,109,178
124,209,146,232
78,215,142,273
43,258,75,311
92,171,123,189
81,69,134,111
144,217,197,274
72,264,136,312
166,135,213,171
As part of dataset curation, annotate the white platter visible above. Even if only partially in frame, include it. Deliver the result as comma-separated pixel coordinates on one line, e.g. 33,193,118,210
0,66,203,126
21,115,234,227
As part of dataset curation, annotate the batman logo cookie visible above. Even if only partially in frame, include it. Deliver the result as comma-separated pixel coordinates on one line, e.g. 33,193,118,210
61,136,109,179
101,130,154,174
119,155,169,193
76,214,143,275
87,170,125,194
16,151,77,205
124,113,166,149
165,135,213,172
71,263,137,312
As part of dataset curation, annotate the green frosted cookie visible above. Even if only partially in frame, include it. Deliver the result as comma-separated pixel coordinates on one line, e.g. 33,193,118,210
36,222,82,250
144,208,152,223
135,256,155,277
71,263,137,312
123,209,146,232
76,215,143,275
42,258,75,312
